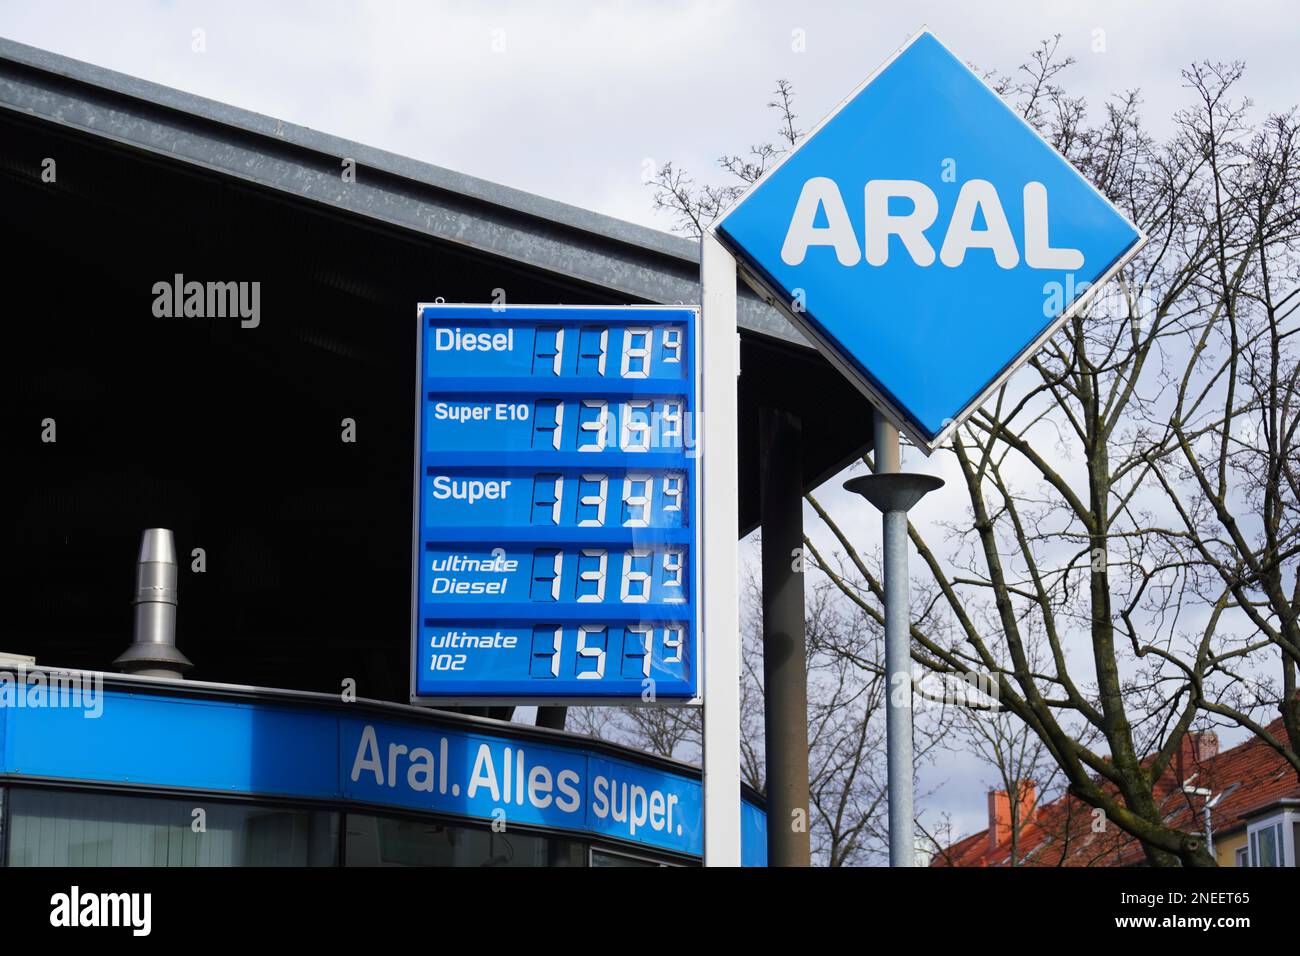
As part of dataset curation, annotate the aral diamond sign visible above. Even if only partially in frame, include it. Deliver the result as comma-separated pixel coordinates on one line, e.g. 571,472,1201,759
713,29,1145,452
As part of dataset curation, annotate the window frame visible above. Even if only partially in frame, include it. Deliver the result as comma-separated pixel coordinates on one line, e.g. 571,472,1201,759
1245,810,1297,867
589,844,678,868
1,783,342,867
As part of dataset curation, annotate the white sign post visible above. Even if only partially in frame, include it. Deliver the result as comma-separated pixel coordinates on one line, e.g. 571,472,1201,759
700,233,741,866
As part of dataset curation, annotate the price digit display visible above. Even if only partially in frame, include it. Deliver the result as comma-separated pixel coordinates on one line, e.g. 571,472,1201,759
412,305,700,702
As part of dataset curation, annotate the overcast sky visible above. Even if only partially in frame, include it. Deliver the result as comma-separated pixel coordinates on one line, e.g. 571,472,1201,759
2,1,1295,231
3,0,1295,852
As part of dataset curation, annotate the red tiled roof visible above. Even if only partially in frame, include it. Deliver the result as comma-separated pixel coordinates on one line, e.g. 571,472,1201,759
932,719,1299,867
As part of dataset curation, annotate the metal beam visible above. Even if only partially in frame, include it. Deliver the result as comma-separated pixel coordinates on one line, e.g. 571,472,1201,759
759,407,811,866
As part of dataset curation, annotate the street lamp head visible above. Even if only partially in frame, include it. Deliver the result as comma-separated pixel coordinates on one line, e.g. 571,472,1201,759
844,473,945,513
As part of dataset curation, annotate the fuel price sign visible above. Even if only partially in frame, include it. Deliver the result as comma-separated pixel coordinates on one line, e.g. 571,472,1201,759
411,304,701,704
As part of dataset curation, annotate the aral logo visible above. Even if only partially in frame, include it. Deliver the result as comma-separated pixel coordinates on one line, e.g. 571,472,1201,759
712,30,1144,450
781,178,1083,271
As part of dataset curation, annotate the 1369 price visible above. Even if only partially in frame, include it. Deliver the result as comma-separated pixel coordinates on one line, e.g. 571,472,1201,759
531,546,687,604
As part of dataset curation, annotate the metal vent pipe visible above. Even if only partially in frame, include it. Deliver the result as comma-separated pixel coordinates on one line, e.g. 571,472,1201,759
113,528,192,679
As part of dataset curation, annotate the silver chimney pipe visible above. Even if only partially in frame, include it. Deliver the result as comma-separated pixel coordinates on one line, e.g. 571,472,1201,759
113,528,193,679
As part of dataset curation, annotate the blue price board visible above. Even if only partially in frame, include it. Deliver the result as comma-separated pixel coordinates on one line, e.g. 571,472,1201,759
411,305,701,703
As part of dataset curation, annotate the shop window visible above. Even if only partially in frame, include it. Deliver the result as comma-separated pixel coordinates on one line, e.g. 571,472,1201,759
5,788,338,867
343,812,585,867
590,847,670,867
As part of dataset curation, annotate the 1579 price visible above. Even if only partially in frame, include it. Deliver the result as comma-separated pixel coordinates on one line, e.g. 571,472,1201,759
530,623,688,681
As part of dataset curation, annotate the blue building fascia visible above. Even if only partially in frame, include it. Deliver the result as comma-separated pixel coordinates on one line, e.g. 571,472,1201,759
0,668,766,865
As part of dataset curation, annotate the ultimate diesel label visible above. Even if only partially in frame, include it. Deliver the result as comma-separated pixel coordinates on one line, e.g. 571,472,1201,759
412,304,700,701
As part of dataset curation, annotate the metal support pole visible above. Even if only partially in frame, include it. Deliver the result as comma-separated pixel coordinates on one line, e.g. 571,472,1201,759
700,233,742,866
760,407,811,866
878,417,911,868
875,416,901,474
844,414,942,867
881,502,913,867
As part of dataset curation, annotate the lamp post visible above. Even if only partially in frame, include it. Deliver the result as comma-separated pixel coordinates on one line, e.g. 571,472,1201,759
843,416,942,867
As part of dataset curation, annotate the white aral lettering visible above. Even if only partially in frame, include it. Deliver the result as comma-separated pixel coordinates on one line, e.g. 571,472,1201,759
779,178,1083,271
939,179,1019,269
864,179,938,266
1023,182,1084,269
780,176,861,266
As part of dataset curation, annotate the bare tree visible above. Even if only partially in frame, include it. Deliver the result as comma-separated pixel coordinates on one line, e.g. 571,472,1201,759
649,40,1300,866
1136,82,1300,776
959,708,1070,865
648,79,800,235
572,567,949,866
786,557,954,865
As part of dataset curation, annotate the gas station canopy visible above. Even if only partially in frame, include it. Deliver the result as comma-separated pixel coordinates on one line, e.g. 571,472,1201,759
0,36,874,699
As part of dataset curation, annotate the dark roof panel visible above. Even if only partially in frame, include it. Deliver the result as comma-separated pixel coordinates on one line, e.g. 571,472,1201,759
0,34,804,344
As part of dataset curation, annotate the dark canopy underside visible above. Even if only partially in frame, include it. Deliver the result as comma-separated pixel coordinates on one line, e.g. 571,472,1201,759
1,44,873,700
